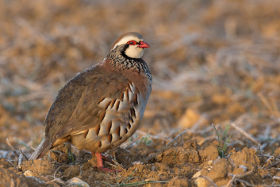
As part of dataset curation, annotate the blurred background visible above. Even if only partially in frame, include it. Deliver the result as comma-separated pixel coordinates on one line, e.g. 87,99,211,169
0,0,280,153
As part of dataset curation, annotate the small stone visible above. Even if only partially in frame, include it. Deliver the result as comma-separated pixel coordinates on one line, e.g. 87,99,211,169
67,177,90,187
239,165,247,171
24,170,34,177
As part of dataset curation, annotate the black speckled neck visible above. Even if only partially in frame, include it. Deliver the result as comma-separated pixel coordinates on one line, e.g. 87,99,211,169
107,45,152,81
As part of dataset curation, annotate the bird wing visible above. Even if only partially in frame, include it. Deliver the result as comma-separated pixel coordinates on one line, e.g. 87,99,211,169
68,75,143,152
44,63,141,145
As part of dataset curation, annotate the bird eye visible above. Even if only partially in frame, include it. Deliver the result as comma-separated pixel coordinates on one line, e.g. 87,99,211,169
127,40,137,45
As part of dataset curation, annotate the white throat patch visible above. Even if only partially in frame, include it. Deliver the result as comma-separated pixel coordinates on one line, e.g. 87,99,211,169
125,46,145,58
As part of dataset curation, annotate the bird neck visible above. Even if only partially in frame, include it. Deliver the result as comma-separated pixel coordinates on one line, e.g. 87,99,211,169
106,49,152,82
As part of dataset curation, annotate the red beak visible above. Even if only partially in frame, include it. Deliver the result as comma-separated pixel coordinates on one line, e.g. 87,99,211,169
138,41,150,48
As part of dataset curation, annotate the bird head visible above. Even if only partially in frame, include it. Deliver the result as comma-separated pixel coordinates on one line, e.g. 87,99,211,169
110,32,150,59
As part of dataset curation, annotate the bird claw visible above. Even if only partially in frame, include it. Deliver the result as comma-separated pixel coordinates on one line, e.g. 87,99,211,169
100,154,115,165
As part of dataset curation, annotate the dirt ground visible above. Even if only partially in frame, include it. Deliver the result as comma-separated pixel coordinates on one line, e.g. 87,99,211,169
1,0,280,186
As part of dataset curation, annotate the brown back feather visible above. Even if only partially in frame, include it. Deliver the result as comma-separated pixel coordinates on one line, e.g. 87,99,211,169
44,62,131,143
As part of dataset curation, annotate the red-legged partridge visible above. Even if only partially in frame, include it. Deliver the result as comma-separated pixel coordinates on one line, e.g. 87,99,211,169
29,32,152,172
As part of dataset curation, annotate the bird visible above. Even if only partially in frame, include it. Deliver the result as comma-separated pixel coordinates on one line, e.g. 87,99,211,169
29,32,152,172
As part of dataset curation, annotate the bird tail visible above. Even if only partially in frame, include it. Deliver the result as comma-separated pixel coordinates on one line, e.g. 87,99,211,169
29,137,52,160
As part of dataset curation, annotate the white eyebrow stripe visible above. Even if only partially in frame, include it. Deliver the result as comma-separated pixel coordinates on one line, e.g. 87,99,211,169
112,36,143,50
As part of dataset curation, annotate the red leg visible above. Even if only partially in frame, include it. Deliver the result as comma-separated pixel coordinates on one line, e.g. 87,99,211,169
95,152,104,168
92,152,119,172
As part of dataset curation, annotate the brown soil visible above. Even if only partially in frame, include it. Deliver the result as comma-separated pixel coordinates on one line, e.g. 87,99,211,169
1,141,279,186
1,0,280,186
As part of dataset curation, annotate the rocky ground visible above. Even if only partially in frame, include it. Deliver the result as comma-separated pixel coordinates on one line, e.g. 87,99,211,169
0,0,280,186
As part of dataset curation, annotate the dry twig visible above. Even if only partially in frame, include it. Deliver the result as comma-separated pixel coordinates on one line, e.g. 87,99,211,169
230,123,259,144
226,174,236,187
6,138,19,158
40,176,60,187
265,160,280,169
166,131,186,146
202,176,218,187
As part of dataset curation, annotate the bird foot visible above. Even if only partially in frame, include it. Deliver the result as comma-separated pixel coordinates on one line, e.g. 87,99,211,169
93,152,121,173
100,154,115,165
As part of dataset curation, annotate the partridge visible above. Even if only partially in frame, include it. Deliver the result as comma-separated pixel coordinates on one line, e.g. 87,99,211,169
29,32,152,172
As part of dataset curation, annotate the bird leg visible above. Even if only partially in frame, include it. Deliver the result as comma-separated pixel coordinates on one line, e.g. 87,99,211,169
92,152,119,172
